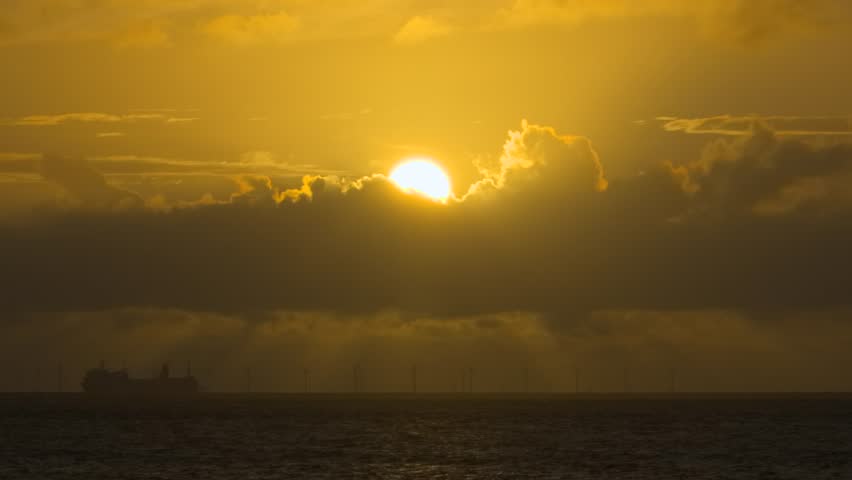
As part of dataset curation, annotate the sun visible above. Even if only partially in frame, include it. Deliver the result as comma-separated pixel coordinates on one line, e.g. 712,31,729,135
389,159,451,202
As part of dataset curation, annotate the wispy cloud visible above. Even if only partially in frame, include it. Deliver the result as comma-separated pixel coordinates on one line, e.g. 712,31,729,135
658,115,852,136
319,108,372,121
89,152,345,178
0,152,41,161
165,117,199,124
0,152,345,189
3,112,198,127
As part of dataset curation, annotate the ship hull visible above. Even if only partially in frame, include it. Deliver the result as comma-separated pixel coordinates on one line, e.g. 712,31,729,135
82,369,199,395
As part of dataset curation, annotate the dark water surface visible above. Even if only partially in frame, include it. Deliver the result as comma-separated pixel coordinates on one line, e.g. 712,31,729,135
2,393,851,479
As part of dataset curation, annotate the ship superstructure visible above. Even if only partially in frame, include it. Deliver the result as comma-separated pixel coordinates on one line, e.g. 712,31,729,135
82,362,198,395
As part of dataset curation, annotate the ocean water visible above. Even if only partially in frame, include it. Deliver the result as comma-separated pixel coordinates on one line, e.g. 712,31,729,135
1,393,851,479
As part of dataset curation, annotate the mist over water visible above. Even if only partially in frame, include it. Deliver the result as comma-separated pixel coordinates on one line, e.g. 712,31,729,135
2,394,851,479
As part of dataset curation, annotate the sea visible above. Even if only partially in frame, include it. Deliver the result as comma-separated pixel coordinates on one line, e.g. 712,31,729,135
1,393,851,479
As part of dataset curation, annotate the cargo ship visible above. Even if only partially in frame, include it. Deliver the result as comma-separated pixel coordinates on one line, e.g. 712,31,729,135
82,362,199,395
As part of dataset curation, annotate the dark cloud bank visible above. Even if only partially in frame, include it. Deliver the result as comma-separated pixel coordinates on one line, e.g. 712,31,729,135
3,121,852,317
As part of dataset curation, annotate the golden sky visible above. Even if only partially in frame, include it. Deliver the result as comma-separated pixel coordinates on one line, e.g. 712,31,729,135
2,1,852,392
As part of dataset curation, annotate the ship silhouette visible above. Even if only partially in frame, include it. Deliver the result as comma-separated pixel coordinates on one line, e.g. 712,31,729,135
82,362,198,395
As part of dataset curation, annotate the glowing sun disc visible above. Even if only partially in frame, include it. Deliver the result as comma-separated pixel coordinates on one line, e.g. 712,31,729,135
389,159,451,201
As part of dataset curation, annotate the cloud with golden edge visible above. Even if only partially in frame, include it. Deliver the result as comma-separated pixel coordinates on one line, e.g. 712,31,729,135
201,11,300,45
3,121,852,317
393,16,452,45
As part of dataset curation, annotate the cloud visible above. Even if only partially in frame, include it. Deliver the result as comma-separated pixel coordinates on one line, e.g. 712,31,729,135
393,16,452,45
4,307,852,392
491,0,851,43
0,152,41,162
0,1,279,47
465,120,608,197
319,108,372,121
2,121,852,317
665,122,852,217
0,151,345,211
0,153,41,183
0,1,337,47
165,117,199,124
3,112,195,127
1,1,847,48
659,115,852,136
697,0,845,43
114,20,172,48
38,154,143,209
84,152,343,178
200,11,300,45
